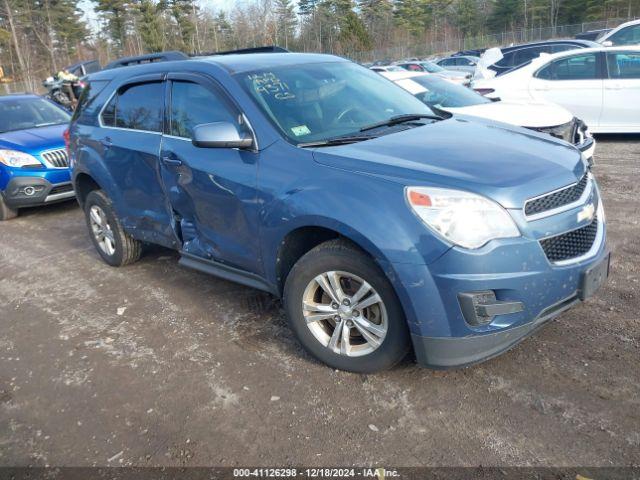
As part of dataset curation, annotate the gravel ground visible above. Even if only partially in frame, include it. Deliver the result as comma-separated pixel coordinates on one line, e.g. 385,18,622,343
0,136,638,468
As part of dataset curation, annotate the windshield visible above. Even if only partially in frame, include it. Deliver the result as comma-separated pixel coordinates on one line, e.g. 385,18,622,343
396,75,490,108
239,62,435,144
420,61,444,73
0,97,70,134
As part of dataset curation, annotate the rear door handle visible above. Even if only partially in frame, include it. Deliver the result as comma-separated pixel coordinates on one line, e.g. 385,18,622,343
100,137,112,148
161,155,182,166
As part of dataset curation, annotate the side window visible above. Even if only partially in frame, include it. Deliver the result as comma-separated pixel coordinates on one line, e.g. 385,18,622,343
84,62,101,74
169,81,239,139
551,44,576,53
495,52,514,68
101,82,163,132
514,47,544,66
440,59,452,67
536,53,598,80
607,52,640,79
608,25,640,46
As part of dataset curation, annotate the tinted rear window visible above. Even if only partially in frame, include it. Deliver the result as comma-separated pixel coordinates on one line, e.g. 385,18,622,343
102,82,163,132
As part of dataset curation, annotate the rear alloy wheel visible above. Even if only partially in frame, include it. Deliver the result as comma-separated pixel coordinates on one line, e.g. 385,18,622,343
84,190,142,267
89,205,116,257
284,240,409,373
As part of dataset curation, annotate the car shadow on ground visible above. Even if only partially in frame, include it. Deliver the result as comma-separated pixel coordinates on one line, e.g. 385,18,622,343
594,133,640,142
15,198,80,219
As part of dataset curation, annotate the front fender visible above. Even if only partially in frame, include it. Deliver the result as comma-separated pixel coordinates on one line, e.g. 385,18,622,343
258,143,451,285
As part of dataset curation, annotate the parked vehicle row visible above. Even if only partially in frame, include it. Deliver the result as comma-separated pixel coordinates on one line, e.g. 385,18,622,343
62,50,609,373
395,61,471,85
370,60,471,85
380,70,595,161
472,46,640,133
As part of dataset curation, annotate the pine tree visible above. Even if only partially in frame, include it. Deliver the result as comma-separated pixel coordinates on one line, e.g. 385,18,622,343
168,0,197,52
274,0,296,48
94,0,130,53
135,0,164,52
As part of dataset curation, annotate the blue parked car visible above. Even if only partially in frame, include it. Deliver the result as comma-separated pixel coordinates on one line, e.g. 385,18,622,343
69,52,609,373
0,94,74,220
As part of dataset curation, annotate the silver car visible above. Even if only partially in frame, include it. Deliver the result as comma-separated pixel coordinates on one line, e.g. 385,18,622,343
436,55,479,75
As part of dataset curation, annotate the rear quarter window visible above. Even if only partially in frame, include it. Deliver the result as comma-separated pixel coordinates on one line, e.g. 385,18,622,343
72,79,110,124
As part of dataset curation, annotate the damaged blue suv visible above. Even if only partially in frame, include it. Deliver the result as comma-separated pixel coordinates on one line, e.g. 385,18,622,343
69,52,609,372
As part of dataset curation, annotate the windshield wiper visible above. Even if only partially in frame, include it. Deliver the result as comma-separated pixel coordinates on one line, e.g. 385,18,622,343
298,134,377,148
359,113,442,132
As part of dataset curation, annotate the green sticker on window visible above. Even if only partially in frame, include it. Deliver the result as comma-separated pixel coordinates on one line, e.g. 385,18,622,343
291,125,311,136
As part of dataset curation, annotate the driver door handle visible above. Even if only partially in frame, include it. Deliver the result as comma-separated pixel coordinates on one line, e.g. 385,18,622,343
161,155,182,166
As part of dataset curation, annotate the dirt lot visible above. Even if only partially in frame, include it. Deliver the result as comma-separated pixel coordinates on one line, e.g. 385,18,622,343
1,136,639,468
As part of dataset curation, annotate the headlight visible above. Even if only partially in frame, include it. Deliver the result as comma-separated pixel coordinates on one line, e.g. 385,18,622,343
0,149,42,168
536,120,575,143
406,187,520,249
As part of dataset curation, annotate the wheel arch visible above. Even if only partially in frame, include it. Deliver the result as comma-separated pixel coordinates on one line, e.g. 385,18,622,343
74,172,102,208
271,219,393,297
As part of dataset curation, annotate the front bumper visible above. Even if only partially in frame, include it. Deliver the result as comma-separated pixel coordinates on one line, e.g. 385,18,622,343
577,136,596,164
390,185,608,369
1,176,75,208
412,248,609,368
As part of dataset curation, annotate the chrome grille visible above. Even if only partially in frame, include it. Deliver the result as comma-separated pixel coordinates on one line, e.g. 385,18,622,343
525,173,589,218
540,215,598,262
41,149,69,168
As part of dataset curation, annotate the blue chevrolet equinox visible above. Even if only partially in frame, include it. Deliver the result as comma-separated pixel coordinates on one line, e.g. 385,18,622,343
69,52,610,372
0,94,74,220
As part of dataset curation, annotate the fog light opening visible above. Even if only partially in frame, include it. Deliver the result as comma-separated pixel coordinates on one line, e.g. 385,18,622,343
23,186,36,196
458,290,524,326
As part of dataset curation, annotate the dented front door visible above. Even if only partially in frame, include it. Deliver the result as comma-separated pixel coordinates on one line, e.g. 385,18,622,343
159,73,261,274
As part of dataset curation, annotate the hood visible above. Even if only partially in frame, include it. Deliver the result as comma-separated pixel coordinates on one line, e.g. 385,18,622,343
312,116,585,209
445,101,573,128
0,124,67,154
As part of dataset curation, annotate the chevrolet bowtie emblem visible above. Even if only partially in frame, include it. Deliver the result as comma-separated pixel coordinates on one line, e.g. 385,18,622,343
577,203,595,223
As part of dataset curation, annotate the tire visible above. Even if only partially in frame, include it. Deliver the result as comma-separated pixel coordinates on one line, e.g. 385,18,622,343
84,190,142,267
284,239,410,373
0,195,18,221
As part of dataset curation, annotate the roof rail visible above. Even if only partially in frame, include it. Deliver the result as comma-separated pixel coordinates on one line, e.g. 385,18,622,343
103,51,188,70
192,46,289,57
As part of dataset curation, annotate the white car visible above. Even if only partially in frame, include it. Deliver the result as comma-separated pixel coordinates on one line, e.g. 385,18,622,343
381,70,596,160
394,61,471,85
598,19,640,47
369,65,405,73
472,46,640,133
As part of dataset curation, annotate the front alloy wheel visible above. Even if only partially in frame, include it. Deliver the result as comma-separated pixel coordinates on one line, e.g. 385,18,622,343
284,239,409,373
303,271,388,357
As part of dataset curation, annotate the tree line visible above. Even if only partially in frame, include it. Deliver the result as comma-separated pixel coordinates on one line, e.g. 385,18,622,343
1,0,638,90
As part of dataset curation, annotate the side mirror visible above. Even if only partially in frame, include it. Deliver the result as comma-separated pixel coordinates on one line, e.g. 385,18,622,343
192,122,254,149
600,40,613,47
